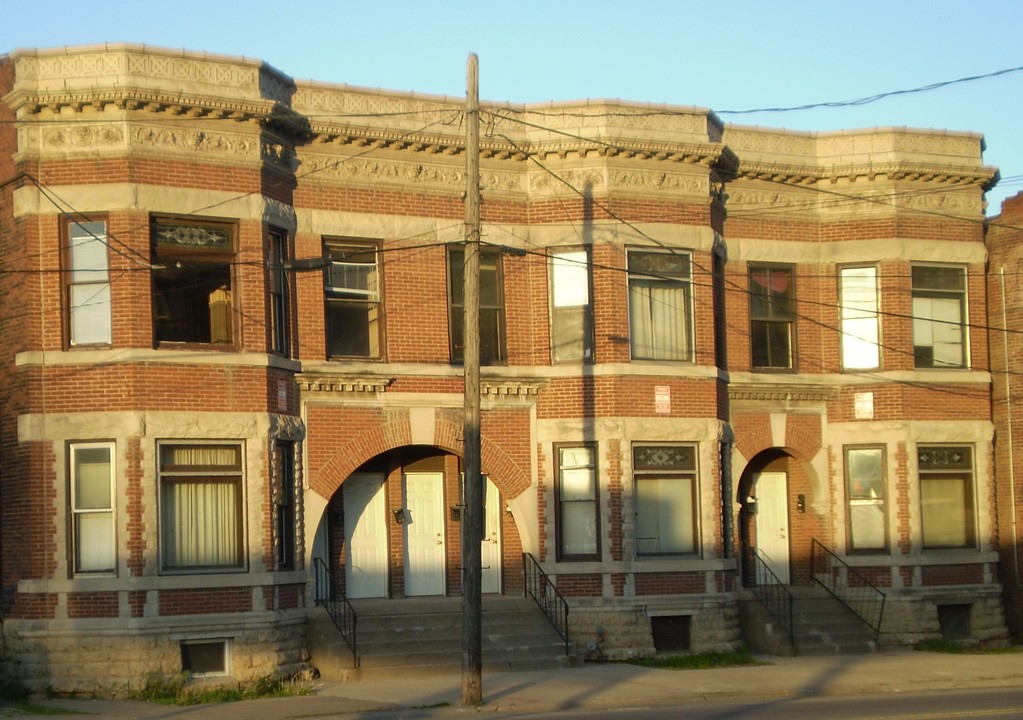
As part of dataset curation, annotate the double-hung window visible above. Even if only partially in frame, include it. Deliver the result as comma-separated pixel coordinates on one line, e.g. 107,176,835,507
65,219,112,346
152,219,235,346
845,446,887,552
555,444,599,561
325,240,382,358
159,443,244,572
919,445,976,549
749,265,795,370
839,266,880,370
549,249,594,363
268,228,290,356
627,249,693,361
912,265,967,368
70,442,115,574
634,445,699,555
448,247,506,364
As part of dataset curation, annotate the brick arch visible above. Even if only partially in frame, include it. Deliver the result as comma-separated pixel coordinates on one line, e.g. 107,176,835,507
309,416,531,502
732,411,822,465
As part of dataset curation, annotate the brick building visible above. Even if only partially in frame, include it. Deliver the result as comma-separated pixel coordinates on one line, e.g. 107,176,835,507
0,44,1009,693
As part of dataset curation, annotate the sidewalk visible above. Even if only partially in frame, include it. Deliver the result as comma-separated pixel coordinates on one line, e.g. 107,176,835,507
6,649,1023,719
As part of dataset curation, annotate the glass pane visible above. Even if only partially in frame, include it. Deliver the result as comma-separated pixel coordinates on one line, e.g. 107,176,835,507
560,446,594,468
71,283,112,345
326,300,379,357
479,307,504,363
552,251,589,307
840,267,878,369
629,281,688,360
921,476,968,547
913,265,964,292
847,448,884,500
479,253,502,308
752,320,791,368
561,501,597,556
552,306,587,362
636,476,696,554
161,480,240,567
560,467,595,501
849,501,885,551
153,262,232,344
628,251,689,278
76,511,114,572
160,445,240,470
69,222,108,283
74,447,112,509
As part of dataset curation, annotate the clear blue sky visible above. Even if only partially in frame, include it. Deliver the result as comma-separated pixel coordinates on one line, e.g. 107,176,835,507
5,0,1023,214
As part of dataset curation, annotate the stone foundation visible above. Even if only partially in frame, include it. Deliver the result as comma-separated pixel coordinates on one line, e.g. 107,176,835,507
568,596,743,661
0,616,311,697
878,589,1009,648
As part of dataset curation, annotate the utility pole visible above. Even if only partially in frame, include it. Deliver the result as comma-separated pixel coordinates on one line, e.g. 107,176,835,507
461,51,483,707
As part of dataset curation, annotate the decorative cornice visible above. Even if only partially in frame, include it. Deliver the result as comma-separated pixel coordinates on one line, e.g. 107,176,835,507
295,374,393,394
481,379,548,398
728,383,840,405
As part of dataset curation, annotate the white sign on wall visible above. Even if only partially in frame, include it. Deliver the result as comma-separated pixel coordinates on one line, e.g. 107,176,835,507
655,385,671,414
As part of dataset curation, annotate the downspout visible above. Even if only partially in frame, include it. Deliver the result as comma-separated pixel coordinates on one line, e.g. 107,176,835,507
999,267,1021,588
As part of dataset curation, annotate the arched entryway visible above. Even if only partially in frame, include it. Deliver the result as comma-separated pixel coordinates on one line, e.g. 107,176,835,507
737,448,826,587
310,445,521,599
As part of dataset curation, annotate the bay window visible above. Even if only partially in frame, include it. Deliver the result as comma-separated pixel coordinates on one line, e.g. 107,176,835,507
555,444,599,561
325,239,382,358
750,265,795,370
70,442,115,574
912,265,967,368
840,266,880,370
65,219,112,347
549,249,594,363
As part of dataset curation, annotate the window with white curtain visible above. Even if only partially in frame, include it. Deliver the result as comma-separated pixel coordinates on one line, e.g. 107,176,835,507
66,219,112,347
919,446,976,549
912,265,967,368
159,443,244,571
70,442,115,574
839,266,880,370
634,444,699,555
555,444,599,561
627,250,693,361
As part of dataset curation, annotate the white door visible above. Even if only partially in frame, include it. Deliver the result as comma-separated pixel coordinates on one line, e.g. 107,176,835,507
404,471,446,596
755,471,790,584
482,479,502,594
344,473,388,598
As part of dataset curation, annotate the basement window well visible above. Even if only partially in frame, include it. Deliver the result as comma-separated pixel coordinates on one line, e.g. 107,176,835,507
181,639,229,676
650,615,691,653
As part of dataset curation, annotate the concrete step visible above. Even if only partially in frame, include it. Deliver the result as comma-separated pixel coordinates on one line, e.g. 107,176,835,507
309,595,577,681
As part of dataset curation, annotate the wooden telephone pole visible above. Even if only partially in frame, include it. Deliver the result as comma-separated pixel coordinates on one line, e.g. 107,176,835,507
461,52,483,706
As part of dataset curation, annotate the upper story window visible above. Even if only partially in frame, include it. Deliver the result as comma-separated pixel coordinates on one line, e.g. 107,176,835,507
912,265,967,368
325,240,382,359
152,219,235,346
65,219,111,347
919,445,976,549
627,249,693,361
159,443,244,572
268,228,290,356
70,442,115,574
839,266,880,370
448,246,506,364
749,265,795,370
555,444,599,561
845,446,887,552
634,444,699,556
549,249,594,363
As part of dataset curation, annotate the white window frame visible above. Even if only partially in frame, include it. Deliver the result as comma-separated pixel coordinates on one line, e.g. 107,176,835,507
325,239,382,358
70,442,116,575
839,266,880,370
555,443,600,561
845,446,887,552
66,220,112,347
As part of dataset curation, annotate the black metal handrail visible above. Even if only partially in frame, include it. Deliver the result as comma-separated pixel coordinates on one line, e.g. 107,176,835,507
523,552,570,655
312,557,358,668
748,548,794,647
810,538,886,641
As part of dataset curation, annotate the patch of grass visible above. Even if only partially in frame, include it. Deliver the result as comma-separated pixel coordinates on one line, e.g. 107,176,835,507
131,672,313,706
0,682,75,715
914,639,1021,654
626,647,761,670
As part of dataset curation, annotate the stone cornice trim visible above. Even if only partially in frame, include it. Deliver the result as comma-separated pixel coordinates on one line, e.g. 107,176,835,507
735,160,998,190
481,379,548,397
728,383,840,404
295,373,393,394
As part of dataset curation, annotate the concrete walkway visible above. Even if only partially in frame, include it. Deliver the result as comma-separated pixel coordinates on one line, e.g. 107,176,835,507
4,649,1023,718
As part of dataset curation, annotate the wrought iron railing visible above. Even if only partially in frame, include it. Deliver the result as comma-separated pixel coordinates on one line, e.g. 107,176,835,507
748,548,794,647
523,552,570,655
312,557,358,668
810,538,886,641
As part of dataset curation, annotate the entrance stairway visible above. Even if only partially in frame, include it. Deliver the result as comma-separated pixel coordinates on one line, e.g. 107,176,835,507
740,584,879,656
309,594,578,680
